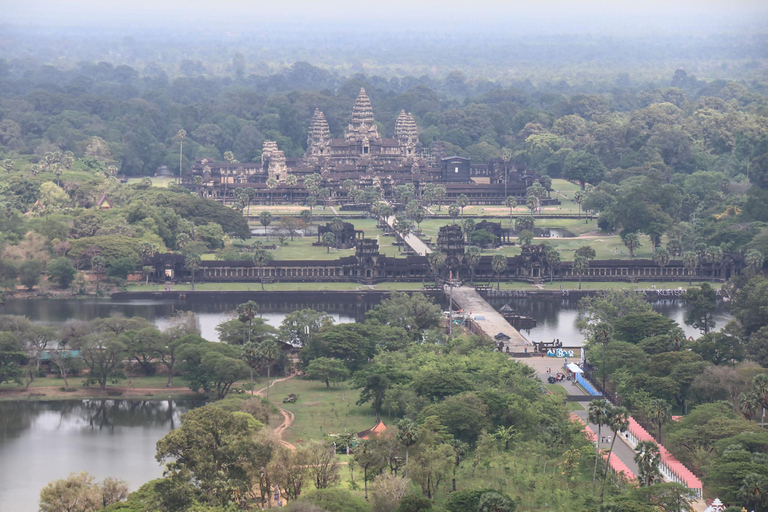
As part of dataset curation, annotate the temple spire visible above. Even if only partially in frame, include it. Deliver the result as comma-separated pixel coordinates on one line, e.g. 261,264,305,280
346,88,379,142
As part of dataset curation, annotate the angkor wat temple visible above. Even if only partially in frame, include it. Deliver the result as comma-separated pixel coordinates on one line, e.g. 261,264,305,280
184,88,550,206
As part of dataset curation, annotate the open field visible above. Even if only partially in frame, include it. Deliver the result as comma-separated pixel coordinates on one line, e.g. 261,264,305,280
535,281,722,291
0,375,195,401
264,379,377,446
126,176,175,188
124,282,369,292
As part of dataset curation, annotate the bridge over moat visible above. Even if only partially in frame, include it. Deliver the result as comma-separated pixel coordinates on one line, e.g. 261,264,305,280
445,285,529,349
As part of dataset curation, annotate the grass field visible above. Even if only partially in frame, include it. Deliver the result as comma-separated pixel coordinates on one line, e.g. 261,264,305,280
126,177,175,188
266,379,377,446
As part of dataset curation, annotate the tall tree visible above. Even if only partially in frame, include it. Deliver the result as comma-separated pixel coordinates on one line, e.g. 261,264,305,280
573,255,589,290
588,399,611,487
683,251,698,285
397,419,419,477
545,247,561,283
259,211,273,239
465,246,481,285
622,232,642,259
176,129,186,184
653,247,670,282
645,399,671,443
252,247,273,291
634,441,663,487
601,406,630,501
185,253,201,290
492,254,507,290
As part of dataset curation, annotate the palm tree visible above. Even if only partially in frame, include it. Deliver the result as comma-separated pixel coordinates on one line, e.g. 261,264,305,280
428,251,446,285
601,406,630,501
705,246,723,282
622,232,641,258
645,398,671,444
573,255,589,290
505,195,517,225
753,374,768,428
259,211,273,240
574,190,585,220
396,419,419,477
255,339,281,400
266,177,278,205
738,473,768,512
306,196,317,220
683,251,698,285
448,204,460,224
138,242,159,262
185,253,201,290
456,194,469,217
177,129,186,184
3,159,14,174
461,218,476,243
588,399,611,487
285,174,298,204
91,255,107,291
652,247,670,282
745,249,765,276
739,391,760,421
634,441,662,487
500,147,512,197
492,254,507,290
394,216,411,252
546,247,561,283
252,248,273,291
330,217,345,249
465,246,481,285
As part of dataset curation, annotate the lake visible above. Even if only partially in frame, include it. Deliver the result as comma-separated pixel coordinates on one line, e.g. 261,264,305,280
0,399,201,512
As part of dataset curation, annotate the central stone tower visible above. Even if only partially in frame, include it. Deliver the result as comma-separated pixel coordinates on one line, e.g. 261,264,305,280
345,88,380,143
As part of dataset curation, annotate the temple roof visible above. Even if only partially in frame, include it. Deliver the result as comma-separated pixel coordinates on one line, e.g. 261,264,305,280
351,88,375,127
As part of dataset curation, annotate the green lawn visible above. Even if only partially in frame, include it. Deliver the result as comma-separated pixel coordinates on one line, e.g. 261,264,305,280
126,177,175,188
266,379,377,446
125,281,434,292
125,282,367,292
0,374,191,390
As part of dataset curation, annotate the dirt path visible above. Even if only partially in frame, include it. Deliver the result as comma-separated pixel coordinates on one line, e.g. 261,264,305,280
255,376,297,450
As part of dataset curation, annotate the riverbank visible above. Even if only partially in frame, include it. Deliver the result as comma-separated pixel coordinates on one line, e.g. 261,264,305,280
0,376,198,401
110,280,721,301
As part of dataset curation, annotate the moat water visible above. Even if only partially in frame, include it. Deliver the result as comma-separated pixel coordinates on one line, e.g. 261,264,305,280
0,294,730,510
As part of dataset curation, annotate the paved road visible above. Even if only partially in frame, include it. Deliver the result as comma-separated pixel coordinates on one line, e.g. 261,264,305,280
449,286,528,348
520,356,640,476
385,215,431,256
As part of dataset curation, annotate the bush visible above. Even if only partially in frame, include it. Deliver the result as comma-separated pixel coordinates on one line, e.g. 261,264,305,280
370,474,410,512
47,257,77,288
396,495,432,512
301,488,371,512
107,257,137,279
445,489,501,512
477,492,515,512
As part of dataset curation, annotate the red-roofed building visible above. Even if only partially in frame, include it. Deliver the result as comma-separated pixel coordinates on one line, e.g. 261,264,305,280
357,421,387,440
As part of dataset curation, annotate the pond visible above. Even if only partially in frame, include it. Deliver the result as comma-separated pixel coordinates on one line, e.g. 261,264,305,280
0,399,201,512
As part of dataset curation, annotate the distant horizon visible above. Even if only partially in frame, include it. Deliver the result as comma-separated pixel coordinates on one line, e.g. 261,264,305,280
3,0,767,37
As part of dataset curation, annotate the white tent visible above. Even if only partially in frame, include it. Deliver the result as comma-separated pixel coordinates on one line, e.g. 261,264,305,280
566,363,583,374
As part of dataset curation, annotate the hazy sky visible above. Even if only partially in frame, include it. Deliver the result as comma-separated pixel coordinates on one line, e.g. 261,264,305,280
4,0,767,34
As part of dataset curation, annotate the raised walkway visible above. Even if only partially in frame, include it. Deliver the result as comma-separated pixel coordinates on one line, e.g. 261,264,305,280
447,285,528,349
384,215,431,256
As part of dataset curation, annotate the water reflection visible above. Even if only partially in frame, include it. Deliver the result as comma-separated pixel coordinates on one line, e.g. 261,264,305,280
0,399,200,512
486,297,731,345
